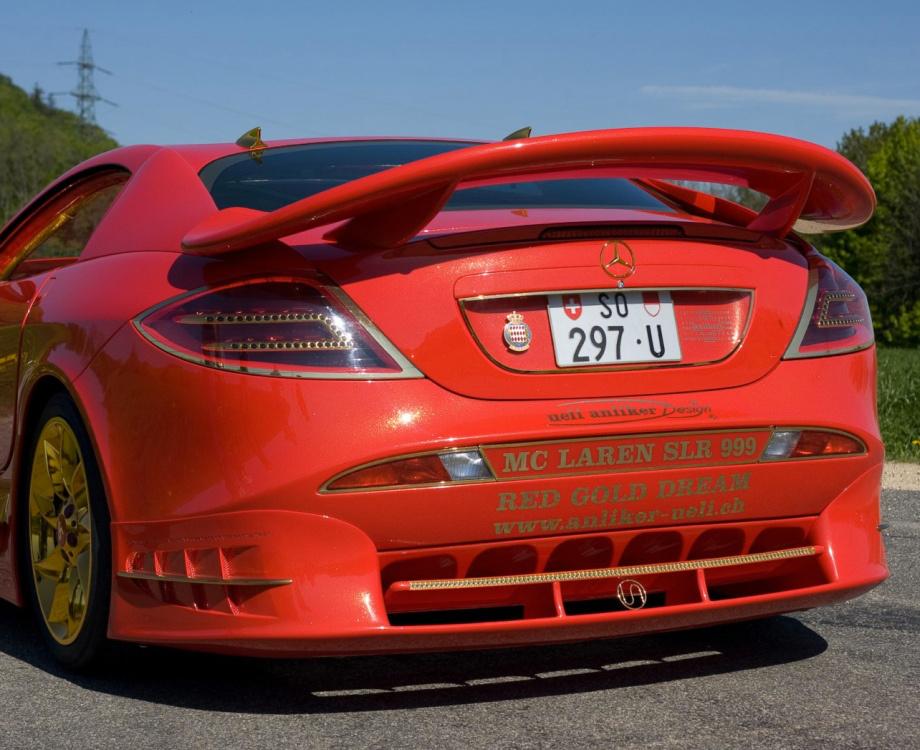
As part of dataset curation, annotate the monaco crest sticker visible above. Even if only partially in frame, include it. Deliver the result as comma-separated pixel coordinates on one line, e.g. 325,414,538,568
503,311,533,353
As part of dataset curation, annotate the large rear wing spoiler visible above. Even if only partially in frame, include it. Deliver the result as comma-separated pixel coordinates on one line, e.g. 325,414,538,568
182,128,875,254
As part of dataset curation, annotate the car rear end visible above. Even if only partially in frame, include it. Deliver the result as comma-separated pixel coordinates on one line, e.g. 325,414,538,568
86,133,887,655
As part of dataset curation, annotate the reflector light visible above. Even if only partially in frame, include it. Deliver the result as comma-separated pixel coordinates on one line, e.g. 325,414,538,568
761,431,802,460
135,277,420,379
439,451,491,480
784,255,874,359
760,429,864,460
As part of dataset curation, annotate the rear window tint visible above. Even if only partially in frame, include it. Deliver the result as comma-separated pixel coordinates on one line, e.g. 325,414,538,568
200,140,672,213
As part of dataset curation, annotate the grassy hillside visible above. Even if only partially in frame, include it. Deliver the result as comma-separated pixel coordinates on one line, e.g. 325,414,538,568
878,347,920,462
0,74,117,225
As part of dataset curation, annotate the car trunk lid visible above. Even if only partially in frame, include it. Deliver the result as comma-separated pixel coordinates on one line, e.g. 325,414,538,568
319,224,808,400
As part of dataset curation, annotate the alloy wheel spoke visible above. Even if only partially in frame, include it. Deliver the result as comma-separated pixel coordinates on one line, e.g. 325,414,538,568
29,493,54,519
43,437,67,499
34,572,59,619
34,547,67,578
69,462,87,510
28,472,55,517
75,548,91,592
68,572,85,620
28,496,57,525
60,428,82,498
47,580,71,624
73,525,92,556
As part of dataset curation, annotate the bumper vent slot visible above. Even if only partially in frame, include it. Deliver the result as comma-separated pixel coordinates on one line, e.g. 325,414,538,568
564,591,666,616
389,605,525,626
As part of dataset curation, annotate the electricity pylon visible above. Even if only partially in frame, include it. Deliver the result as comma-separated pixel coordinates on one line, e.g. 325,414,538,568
57,29,116,125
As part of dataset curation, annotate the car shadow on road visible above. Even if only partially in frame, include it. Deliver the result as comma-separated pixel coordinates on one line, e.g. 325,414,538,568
0,601,827,714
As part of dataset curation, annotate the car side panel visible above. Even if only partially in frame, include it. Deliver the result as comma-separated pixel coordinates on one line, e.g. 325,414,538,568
0,278,49,469
0,253,189,603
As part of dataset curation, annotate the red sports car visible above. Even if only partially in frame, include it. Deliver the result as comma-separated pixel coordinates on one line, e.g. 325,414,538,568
0,127,888,667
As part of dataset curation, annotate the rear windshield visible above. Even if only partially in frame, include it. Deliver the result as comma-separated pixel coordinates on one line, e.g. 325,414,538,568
199,140,672,213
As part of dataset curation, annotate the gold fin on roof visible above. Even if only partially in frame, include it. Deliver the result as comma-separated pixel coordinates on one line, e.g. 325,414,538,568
236,127,266,160
502,126,532,141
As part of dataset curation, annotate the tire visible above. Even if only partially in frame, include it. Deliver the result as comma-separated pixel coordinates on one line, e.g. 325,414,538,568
17,392,111,669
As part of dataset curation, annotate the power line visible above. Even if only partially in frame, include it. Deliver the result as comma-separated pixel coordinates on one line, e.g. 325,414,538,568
55,28,116,125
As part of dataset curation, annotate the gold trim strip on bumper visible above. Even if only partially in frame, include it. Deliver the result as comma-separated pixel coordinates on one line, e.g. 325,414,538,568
118,571,293,588
403,545,820,591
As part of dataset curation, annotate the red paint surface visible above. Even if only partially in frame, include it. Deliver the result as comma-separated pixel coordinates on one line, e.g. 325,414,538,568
0,129,887,656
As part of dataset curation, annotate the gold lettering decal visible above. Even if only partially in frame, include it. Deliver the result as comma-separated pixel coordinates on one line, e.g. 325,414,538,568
502,450,551,474
663,439,713,461
575,447,595,467
656,471,751,499
636,443,654,463
497,492,518,511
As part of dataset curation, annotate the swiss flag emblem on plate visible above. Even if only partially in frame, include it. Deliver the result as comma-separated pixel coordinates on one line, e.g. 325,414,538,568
563,294,582,320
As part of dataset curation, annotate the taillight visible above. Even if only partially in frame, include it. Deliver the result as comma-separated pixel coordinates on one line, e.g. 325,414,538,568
784,254,874,358
325,450,493,491
135,276,421,379
760,429,865,460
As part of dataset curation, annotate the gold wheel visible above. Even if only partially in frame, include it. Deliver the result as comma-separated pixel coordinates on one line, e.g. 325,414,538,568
27,416,93,646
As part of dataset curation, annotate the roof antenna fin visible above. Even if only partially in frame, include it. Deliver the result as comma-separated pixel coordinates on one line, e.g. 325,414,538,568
502,126,532,141
236,127,267,161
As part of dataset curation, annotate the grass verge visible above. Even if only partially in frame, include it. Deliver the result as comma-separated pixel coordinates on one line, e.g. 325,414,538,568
877,347,920,462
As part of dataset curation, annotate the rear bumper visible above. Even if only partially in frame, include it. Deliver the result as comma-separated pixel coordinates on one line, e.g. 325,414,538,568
84,326,886,655
108,461,887,656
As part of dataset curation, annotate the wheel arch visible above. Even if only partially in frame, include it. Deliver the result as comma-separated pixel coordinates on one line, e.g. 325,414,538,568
6,372,112,605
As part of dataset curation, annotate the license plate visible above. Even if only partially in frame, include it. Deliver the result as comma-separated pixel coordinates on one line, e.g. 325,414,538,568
547,291,682,367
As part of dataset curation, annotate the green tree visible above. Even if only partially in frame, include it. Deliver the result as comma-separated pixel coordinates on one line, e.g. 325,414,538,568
814,116,920,346
0,74,117,226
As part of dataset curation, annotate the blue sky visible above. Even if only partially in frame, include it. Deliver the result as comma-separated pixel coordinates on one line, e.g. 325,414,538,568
2,0,918,147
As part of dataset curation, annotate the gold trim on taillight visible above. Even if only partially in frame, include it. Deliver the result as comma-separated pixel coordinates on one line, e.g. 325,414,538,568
133,273,424,380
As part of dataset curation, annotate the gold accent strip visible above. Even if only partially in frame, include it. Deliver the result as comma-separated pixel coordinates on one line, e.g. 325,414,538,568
404,545,819,591
118,571,292,588
458,285,749,304
177,311,339,326
202,340,353,352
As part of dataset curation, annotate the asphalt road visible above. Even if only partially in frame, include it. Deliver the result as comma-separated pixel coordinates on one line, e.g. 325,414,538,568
0,480,917,749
